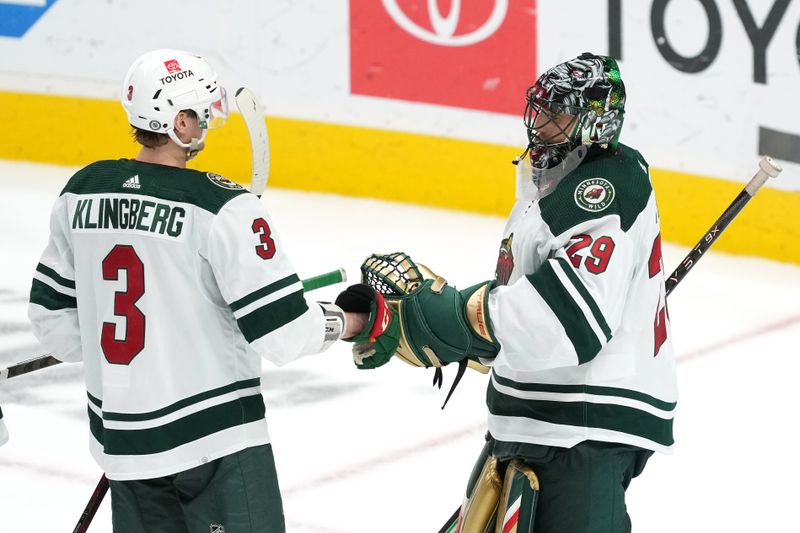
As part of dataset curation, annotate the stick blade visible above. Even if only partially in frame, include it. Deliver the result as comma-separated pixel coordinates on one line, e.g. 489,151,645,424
234,87,270,196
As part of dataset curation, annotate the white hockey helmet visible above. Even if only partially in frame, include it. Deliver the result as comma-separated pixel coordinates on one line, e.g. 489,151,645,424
121,49,228,156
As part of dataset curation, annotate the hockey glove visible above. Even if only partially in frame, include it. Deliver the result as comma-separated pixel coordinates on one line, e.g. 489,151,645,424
360,253,499,370
335,284,400,369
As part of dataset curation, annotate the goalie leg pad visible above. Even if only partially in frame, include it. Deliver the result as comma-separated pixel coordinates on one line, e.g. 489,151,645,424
456,440,502,533
495,460,540,533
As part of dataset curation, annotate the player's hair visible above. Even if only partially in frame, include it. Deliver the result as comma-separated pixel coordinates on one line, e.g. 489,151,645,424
130,109,198,148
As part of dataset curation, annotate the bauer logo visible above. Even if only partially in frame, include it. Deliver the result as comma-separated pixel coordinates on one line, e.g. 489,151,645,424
350,0,537,115
0,0,59,38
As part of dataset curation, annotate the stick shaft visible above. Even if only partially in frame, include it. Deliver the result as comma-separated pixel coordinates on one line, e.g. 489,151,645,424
72,475,109,533
665,157,780,296
301,268,347,292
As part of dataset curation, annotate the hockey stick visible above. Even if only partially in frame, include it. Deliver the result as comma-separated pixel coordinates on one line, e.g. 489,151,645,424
234,87,270,197
72,475,109,533
436,155,783,533
665,155,781,296
1,268,347,383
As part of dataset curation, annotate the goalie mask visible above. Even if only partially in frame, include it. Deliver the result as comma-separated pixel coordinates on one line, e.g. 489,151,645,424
517,52,626,197
121,49,228,159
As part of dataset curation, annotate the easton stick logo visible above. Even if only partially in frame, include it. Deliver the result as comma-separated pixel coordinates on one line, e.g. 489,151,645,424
575,178,615,212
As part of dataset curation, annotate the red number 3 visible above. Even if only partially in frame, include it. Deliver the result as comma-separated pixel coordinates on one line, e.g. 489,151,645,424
101,245,145,365
252,218,276,260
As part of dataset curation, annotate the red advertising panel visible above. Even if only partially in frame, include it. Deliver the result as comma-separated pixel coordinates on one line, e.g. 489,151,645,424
350,0,537,115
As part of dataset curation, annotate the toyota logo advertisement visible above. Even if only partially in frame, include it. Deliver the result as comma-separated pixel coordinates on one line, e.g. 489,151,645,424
350,0,536,115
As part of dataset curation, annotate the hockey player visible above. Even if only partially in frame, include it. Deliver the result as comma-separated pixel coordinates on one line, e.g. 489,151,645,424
27,49,366,533
338,53,677,532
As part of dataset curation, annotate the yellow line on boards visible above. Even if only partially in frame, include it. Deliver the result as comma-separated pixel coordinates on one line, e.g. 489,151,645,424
1,90,797,264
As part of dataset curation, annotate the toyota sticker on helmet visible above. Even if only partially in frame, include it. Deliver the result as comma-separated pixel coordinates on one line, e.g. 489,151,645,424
380,0,507,46
575,178,615,212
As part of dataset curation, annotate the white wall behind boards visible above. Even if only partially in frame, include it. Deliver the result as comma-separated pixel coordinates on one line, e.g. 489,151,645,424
1,0,799,190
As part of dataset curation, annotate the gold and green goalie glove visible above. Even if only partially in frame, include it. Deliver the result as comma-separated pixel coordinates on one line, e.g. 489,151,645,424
356,252,499,371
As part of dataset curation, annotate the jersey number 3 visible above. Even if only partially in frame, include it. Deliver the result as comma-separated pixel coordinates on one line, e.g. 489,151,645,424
101,245,145,365
252,218,276,260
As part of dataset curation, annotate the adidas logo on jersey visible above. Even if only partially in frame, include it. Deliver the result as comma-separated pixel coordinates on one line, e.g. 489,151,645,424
122,175,141,189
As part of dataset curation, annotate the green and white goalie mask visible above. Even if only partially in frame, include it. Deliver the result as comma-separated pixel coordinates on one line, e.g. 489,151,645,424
517,52,626,198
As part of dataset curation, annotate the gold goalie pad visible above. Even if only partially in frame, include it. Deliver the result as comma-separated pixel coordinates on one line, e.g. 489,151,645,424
495,460,540,533
457,455,503,533
457,458,541,533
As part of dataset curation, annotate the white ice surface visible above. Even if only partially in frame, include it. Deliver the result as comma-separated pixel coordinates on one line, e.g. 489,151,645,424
0,160,798,532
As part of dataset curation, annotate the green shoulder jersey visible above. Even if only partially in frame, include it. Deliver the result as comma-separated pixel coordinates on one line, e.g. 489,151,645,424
28,159,337,480
485,144,677,453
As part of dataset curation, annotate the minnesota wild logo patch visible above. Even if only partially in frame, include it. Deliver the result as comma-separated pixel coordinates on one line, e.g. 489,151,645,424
207,173,243,190
575,178,615,212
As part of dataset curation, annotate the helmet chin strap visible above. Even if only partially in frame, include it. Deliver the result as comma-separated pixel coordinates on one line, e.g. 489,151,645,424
167,129,207,161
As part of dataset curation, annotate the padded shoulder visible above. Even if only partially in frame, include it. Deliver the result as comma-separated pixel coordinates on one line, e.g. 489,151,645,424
539,144,653,236
61,159,249,214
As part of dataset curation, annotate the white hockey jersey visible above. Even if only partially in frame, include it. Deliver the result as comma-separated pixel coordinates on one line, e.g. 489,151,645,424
485,144,677,454
0,407,8,446
28,159,333,480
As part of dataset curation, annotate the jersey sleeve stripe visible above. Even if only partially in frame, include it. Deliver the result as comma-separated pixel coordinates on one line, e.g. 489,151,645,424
87,393,266,455
29,278,78,310
487,376,674,447
236,289,309,343
91,378,261,422
33,271,77,297
526,261,601,364
229,274,301,312
35,263,76,289
553,257,612,341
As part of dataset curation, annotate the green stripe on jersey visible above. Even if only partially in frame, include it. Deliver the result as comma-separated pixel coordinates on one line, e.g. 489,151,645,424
102,378,261,421
87,392,102,408
236,289,308,343
527,261,601,364
229,274,300,312
487,379,674,447
554,257,611,341
36,263,75,289
88,394,266,455
29,278,77,310
491,371,677,412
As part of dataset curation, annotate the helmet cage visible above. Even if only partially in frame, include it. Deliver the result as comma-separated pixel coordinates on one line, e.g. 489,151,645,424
521,53,626,171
